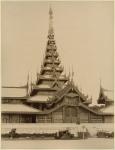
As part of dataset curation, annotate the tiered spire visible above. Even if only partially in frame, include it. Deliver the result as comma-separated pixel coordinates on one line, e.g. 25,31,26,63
40,6,64,79
27,7,92,106
30,6,68,93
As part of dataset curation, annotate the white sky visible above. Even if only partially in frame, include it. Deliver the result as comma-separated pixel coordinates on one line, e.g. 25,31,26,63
1,1,114,104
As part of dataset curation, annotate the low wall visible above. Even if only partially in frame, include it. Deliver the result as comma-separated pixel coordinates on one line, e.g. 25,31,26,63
1,123,114,136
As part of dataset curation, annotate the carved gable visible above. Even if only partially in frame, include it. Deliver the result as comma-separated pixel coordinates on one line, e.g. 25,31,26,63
64,90,80,105
66,88,79,97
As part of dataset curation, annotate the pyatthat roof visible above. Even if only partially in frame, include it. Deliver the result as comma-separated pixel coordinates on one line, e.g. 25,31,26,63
28,95,53,103
2,104,41,114
2,87,27,98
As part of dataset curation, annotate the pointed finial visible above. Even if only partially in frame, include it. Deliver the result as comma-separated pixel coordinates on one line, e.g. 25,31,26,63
30,74,33,92
99,78,104,93
27,72,29,84
100,78,102,88
71,65,74,82
48,5,54,36
72,65,74,77
36,68,39,83
49,5,53,17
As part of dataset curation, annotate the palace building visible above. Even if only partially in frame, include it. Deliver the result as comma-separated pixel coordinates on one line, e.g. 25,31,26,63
1,7,114,123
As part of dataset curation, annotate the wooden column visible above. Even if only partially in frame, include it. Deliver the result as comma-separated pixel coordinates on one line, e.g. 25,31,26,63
62,106,65,123
76,106,80,124
88,112,90,123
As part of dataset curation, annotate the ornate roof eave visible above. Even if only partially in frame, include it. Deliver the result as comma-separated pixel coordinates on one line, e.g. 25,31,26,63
43,60,61,65
41,67,63,71
40,69,63,75
45,52,59,57
46,45,57,50
37,76,68,82
36,75,68,85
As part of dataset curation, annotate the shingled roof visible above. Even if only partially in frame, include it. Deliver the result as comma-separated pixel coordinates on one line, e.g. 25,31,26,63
2,86,27,98
2,103,41,114
28,95,53,103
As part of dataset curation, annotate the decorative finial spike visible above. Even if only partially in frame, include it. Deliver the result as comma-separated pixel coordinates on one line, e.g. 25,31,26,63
49,5,53,16
71,65,74,82
48,5,54,37
68,67,71,79
100,78,102,88
27,72,29,84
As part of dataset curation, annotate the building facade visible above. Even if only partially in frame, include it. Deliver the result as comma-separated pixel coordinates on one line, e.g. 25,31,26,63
1,7,114,124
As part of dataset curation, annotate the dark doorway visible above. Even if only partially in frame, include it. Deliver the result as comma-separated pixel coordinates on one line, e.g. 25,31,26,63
32,115,36,123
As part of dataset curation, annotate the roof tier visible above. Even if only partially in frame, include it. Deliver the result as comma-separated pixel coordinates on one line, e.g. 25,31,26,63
28,95,53,103
37,74,68,81
43,59,61,65
2,87,27,98
2,104,41,114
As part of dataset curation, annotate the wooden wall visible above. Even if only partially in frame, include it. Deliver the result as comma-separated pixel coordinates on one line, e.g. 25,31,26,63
2,114,36,123
103,115,114,123
36,114,52,123
2,108,114,123
79,107,89,123
89,112,103,123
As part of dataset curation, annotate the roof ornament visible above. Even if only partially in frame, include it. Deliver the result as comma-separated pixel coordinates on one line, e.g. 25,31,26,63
30,74,34,93
100,78,102,89
99,78,104,94
68,67,71,80
26,72,32,96
36,69,40,84
71,65,74,84
27,72,29,86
